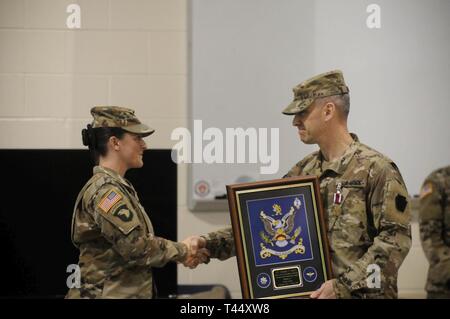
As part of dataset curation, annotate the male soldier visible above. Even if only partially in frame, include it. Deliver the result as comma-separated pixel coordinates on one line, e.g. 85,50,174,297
67,106,200,298
185,70,412,299
419,166,450,299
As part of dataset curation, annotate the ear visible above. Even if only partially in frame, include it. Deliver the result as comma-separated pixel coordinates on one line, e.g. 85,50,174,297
109,136,121,151
323,102,336,122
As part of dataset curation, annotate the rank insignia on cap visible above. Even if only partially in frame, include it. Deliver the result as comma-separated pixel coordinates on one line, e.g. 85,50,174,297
420,182,433,199
98,189,122,213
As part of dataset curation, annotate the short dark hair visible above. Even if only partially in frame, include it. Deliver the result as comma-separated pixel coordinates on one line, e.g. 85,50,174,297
82,125,126,164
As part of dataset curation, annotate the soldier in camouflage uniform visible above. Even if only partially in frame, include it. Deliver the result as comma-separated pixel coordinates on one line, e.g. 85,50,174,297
419,166,450,299
66,106,190,299
189,70,412,299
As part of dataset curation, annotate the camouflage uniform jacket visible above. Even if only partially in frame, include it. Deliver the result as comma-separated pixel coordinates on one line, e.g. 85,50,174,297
205,134,412,299
419,166,450,295
66,166,187,299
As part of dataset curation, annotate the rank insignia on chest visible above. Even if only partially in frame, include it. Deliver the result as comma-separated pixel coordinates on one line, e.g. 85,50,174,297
333,182,343,205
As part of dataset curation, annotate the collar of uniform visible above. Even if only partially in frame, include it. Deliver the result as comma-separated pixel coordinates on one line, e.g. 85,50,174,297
93,166,134,190
319,133,360,175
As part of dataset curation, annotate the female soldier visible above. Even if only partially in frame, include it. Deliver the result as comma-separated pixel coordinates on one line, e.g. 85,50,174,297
66,106,192,299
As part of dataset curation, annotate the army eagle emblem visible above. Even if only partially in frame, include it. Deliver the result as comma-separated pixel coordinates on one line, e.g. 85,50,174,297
258,197,306,260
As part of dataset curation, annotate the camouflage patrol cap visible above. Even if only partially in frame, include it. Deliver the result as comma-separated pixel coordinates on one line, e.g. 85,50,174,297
90,106,155,137
282,70,349,115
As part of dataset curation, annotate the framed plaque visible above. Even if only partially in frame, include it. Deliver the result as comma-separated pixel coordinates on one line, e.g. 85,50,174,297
226,176,332,299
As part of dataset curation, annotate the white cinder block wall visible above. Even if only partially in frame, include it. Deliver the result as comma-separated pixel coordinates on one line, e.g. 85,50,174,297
0,0,427,298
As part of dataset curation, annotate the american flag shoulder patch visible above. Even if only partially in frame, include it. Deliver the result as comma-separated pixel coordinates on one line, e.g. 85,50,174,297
98,189,123,213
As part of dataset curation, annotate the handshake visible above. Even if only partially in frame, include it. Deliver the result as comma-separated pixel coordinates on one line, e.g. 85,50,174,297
181,236,211,269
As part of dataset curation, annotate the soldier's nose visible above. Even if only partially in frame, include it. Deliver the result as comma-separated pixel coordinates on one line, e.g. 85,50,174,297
292,116,302,127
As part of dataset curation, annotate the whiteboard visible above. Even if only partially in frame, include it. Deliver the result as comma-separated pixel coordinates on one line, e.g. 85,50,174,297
188,0,450,211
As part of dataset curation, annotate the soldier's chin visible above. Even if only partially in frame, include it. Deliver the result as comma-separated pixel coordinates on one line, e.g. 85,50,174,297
301,139,315,145
133,159,144,168
299,134,314,144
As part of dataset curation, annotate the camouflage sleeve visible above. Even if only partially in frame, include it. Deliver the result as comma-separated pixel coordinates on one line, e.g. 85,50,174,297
203,227,236,260
419,178,450,278
283,162,302,178
283,153,318,178
89,185,187,268
334,163,412,298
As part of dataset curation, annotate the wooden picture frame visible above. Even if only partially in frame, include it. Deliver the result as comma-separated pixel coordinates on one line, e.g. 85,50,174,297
226,176,332,299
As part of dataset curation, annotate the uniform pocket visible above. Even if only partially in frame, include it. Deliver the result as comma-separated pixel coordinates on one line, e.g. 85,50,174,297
332,213,365,248
329,188,367,247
